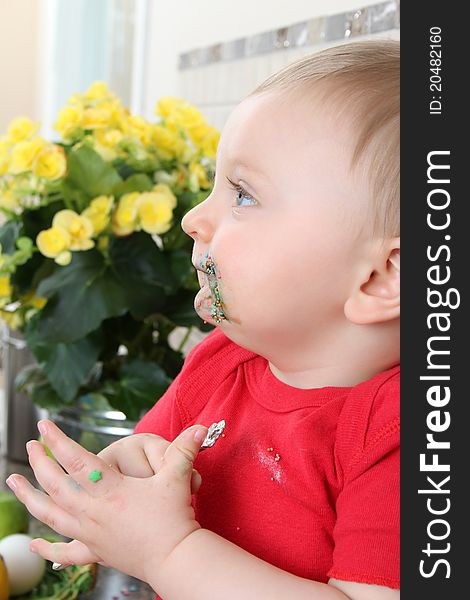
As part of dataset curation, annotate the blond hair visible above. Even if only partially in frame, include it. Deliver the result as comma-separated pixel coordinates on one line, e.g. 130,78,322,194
250,40,400,239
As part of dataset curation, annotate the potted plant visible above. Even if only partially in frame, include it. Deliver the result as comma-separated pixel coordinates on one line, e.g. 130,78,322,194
0,82,216,452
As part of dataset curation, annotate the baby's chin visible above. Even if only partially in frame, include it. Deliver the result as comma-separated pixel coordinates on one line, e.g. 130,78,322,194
194,282,213,320
194,280,228,324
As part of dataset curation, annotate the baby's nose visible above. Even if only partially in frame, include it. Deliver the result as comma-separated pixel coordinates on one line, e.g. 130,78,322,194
181,201,214,243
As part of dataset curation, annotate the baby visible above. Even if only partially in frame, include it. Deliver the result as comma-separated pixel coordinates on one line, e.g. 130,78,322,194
9,40,400,599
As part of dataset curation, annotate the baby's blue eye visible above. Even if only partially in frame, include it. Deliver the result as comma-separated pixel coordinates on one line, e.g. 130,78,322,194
235,188,256,207
225,176,257,208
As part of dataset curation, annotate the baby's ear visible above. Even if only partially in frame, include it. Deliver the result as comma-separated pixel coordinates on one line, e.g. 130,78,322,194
344,237,400,324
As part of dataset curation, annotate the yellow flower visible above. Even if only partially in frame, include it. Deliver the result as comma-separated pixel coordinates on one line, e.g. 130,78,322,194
0,190,19,211
112,192,140,236
94,128,124,148
82,100,123,130
171,165,189,189
122,115,153,146
33,145,67,180
81,195,113,236
7,117,39,143
165,101,206,132
53,210,94,251
152,125,186,161
154,97,187,119
188,161,211,192
20,290,48,310
0,275,12,298
36,226,72,265
30,295,48,309
66,92,83,106
83,107,111,130
0,309,22,329
9,138,47,174
151,184,177,209
93,128,124,160
157,96,207,135
0,139,10,175
54,105,83,138
83,81,110,101
137,192,173,234
198,126,219,160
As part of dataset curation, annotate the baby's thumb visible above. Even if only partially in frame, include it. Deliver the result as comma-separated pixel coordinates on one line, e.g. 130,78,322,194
191,468,202,493
162,425,207,481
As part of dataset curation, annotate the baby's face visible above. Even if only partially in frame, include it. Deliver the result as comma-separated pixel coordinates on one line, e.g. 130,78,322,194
182,90,372,353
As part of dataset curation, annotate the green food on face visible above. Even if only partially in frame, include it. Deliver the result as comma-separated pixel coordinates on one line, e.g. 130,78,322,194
0,491,29,540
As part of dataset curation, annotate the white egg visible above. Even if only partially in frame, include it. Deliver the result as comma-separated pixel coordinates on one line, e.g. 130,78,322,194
0,534,45,596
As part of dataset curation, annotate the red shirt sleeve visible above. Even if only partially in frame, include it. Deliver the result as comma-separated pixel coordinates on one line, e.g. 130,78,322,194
328,369,400,589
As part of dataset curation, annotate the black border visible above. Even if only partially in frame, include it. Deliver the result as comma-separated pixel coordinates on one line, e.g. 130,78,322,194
401,2,469,596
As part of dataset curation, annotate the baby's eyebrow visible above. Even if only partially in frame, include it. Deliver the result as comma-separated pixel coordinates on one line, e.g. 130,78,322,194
215,156,266,179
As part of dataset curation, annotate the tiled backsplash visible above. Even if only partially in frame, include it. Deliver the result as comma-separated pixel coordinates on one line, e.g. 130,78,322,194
178,1,400,128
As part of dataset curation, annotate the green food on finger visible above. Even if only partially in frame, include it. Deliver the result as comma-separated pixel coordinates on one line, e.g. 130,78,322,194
39,436,56,461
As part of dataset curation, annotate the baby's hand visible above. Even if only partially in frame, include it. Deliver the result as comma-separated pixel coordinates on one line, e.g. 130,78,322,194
97,433,203,492
7,420,207,581
47,433,203,570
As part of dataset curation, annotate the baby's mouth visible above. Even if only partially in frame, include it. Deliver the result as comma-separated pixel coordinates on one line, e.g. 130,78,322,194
197,254,227,323
204,256,227,323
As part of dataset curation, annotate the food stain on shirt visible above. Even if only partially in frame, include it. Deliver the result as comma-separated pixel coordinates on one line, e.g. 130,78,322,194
255,442,283,483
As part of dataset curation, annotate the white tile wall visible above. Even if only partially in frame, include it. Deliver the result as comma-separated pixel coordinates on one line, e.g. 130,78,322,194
179,30,399,127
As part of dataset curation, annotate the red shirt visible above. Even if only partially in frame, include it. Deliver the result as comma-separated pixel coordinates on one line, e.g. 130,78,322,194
134,328,400,594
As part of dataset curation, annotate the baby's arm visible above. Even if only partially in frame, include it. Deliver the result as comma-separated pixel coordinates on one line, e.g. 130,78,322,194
151,531,399,600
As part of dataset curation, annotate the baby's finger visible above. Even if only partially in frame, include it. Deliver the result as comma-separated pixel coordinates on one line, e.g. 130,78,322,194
98,441,151,478
29,538,101,569
6,475,81,540
142,435,172,474
26,440,89,514
98,434,169,477
37,420,121,494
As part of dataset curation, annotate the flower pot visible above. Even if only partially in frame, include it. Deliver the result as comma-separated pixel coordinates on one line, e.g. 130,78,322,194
39,395,138,454
0,328,41,463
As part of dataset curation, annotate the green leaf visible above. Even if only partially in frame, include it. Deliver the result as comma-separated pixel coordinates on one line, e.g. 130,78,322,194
0,220,21,254
65,144,122,197
11,254,55,295
103,358,171,420
14,559,96,599
124,154,160,173
15,364,64,410
170,249,199,290
161,220,193,251
36,250,127,343
109,233,175,319
165,289,205,327
20,201,66,240
25,325,103,403
112,173,154,197
59,180,91,213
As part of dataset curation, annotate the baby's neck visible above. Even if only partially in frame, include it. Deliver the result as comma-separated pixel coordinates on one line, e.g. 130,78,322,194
266,320,400,390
